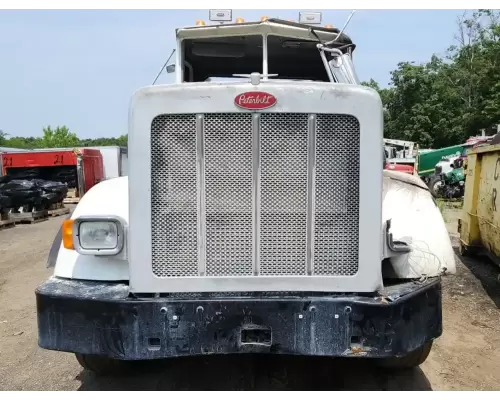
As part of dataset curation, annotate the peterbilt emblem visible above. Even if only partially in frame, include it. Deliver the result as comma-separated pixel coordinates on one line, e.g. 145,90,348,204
234,92,277,110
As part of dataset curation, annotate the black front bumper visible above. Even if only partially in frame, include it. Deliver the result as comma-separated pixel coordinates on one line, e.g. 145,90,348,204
36,278,442,360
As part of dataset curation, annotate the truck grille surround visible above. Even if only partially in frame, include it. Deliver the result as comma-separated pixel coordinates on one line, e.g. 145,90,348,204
151,113,360,278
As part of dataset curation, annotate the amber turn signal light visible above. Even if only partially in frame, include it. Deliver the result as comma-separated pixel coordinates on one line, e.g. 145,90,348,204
62,219,74,250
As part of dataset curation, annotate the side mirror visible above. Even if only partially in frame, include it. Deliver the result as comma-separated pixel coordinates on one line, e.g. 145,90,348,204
166,64,176,73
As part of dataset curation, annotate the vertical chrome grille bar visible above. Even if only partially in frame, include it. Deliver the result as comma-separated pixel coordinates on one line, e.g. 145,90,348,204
196,114,206,276
305,114,316,276
252,113,261,276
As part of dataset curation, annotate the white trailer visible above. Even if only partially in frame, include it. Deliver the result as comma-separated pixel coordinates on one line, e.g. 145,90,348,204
87,146,128,179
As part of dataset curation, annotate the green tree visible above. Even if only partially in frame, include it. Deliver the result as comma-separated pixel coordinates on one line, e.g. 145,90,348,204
442,10,500,138
2,136,42,149
116,134,128,147
40,125,80,148
79,134,128,147
363,9,500,148
361,79,396,138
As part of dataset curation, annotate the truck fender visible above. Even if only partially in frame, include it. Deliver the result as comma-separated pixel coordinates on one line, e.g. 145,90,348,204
50,177,129,281
47,211,74,268
382,170,456,278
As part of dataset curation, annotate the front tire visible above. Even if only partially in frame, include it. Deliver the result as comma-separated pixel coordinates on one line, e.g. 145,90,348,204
75,353,133,376
375,341,433,370
428,175,443,198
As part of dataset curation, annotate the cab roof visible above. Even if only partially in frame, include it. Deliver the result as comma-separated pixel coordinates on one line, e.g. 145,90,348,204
176,18,354,51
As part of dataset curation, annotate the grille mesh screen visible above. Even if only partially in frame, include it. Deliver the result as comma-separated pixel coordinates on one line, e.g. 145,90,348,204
313,115,360,275
151,114,198,277
204,114,254,276
259,114,309,275
150,113,360,278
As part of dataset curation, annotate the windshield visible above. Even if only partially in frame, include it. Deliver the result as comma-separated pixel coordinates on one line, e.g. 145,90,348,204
182,34,358,84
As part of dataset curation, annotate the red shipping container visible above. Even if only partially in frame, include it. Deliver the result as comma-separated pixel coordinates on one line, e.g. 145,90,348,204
1,148,104,194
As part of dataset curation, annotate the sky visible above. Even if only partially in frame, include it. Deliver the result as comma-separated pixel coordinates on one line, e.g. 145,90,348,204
0,9,467,139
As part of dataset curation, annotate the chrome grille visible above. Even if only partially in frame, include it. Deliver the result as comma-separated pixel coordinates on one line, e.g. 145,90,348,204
204,114,253,276
151,114,198,277
314,115,360,275
150,113,360,278
259,114,309,275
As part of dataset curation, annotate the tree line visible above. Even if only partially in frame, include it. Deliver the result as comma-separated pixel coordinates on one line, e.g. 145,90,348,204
1,9,498,151
0,126,127,149
362,9,500,148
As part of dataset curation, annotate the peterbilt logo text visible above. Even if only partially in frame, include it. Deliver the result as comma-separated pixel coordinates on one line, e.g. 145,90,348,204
234,92,277,110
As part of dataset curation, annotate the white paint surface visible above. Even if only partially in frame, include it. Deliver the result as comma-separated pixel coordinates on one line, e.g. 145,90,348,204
94,147,120,179
382,171,456,278
54,177,129,281
128,82,384,293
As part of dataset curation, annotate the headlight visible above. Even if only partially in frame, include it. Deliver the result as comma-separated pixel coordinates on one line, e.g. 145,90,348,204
73,217,125,255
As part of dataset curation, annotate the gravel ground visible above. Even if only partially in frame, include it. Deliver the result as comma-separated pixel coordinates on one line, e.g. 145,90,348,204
0,206,499,390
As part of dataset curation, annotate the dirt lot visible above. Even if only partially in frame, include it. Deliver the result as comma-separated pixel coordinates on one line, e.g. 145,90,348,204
0,206,499,390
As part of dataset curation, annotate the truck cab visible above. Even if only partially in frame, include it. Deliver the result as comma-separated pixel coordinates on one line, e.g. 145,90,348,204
36,11,455,375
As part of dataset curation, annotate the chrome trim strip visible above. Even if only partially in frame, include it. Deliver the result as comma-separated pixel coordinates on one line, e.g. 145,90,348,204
306,114,316,275
196,114,206,276
252,113,261,276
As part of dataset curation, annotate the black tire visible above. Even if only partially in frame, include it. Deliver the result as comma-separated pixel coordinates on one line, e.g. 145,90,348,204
375,341,433,370
75,353,133,376
428,175,443,198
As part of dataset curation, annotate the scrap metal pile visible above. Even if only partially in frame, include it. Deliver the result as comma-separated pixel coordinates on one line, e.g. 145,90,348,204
6,166,78,188
0,175,68,213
